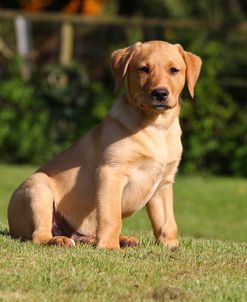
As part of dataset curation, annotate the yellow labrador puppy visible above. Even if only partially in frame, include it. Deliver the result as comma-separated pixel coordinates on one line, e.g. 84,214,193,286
8,41,202,249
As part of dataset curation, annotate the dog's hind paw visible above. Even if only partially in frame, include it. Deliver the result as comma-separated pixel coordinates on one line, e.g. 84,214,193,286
119,236,139,248
48,236,75,247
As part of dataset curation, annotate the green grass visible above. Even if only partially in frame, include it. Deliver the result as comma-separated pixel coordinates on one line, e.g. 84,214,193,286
0,164,246,301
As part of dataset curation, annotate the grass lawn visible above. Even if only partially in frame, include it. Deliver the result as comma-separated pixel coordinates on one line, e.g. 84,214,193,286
0,164,246,301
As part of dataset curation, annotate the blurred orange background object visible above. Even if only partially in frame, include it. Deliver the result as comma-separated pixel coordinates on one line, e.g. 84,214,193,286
20,0,103,15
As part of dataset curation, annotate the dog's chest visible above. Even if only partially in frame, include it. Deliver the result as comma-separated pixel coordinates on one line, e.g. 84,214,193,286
121,157,166,217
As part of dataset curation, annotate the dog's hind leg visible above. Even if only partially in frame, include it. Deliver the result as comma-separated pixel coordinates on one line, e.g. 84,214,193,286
8,172,53,243
8,172,75,247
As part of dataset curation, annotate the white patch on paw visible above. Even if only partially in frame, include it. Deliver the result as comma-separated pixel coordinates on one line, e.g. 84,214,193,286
70,238,76,246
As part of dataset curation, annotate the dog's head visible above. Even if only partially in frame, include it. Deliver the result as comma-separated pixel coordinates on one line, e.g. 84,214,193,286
111,41,202,113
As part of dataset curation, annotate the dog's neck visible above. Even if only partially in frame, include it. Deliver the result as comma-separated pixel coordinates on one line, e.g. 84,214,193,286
108,95,180,133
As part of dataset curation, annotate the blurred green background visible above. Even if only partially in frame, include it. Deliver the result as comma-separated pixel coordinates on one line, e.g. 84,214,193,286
0,0,246,176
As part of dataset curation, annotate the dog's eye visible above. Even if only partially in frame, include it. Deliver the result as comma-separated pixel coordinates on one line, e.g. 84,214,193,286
138,66,149,74
170,67,179,74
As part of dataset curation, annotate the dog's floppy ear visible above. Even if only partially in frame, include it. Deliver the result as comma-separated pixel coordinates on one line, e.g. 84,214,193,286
111,42,142,93
176,44,202,98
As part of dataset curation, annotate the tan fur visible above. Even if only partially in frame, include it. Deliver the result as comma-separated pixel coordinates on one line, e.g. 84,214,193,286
8,41,202,249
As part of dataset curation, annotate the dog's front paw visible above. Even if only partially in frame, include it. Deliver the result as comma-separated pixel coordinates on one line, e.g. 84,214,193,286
162,238,179,251
48,236,75,247
159,224,178,250
119,236,139,248
97,243,120,250
96,238,120,250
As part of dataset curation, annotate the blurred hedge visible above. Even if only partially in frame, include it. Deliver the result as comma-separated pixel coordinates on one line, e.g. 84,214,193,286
0,58,112,163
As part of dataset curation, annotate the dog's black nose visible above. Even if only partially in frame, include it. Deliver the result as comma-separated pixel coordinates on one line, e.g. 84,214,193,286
151,88,169,101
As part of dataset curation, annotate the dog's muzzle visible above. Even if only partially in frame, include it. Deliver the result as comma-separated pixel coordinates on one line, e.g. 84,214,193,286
151,87,171,110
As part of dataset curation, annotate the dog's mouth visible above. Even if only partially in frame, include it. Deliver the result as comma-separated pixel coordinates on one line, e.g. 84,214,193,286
152,104,169,110
134,94,176,112
152,103,174,111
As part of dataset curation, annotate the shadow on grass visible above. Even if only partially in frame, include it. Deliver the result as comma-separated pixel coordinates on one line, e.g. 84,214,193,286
0,228,31,244
0,228,10,236
150,286,191,301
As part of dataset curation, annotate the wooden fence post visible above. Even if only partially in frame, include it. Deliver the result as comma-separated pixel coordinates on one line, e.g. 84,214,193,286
60,22,74,65
14,15,32,79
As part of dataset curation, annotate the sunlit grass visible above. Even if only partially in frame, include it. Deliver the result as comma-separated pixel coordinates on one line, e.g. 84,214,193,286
0,164,246,301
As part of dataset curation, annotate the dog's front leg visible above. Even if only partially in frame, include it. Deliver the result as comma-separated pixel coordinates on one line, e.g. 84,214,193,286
96,166,126,249
146,184,178,249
